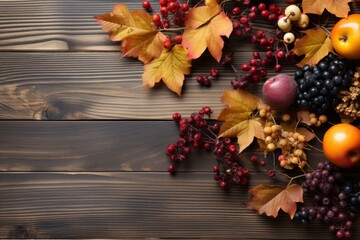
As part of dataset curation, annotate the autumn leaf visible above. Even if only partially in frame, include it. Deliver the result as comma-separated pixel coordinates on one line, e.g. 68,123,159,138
221,89,262,112
293,28,333,67
302,0,351,18
246,184,304,219
182,5,233,62
142,44,191,96
296,127,316,142
297,110,312,126
217,90,264,153
95,4,166,63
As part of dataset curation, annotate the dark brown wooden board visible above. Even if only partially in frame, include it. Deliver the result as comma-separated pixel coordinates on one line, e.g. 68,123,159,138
1,0,360,239
1,172,358,239
0,121,326,172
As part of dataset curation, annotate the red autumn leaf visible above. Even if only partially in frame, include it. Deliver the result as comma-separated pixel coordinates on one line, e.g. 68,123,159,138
247,184,304,219
302,0,351,18
182,5,233,62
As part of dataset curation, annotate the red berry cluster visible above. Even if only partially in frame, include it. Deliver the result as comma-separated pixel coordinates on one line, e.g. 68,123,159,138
167,107,249,189
213,138,250,189
167,107,219,173
142,0,189,29
196,68,219,87
228,2,297,89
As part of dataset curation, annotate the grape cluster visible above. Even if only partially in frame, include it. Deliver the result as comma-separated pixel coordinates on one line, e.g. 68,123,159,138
213,138,249,189
294,53,354,114
295,161,359,239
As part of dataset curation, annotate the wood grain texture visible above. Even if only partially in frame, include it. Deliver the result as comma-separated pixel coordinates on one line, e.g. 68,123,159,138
0,0,288,52
0,120,327,172
2,0,358,52
1,172,358,239
0,51,299,120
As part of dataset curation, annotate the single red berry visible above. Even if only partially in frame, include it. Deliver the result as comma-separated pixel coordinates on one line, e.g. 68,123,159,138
259,69,267,77
163,21,171,29
203,106,212,115
249,59,256,66
268,4,277,13
275,50,285,59
268,13,278,22
256,30,265,39
239,16,249,25
251,74,260,83
211,123,220,133
260,59,267,67
267,37,275,45
265,51,273,59
242,63,250,71
164,37,172,49
204,142,211,151
228,144,237,153
244,26,252,34
274,64,282,72
252,51,260,59
248,12,256,20
213,165,220,172
267,169,275,177
142,0,151,10
259,160,266,167
152,13,161,23
232,7,241,15
210,68,219,77
250,155,259,163
166,144,176,155
172,112,181,122
160,6,168,15
196,75,205,84
182,146,191,155
233,20,241,29
250,6,257,12
235,29,243,37
251,35,258,43
259,38,268,46
258,3,266,11
219,181,228,189
244,0,251,6
193,133,202,142
173,35,182,44
275,6,283,15
159,0,167,7
249,66,257,74
168,164,175,173
261,10,270,18
181,3,189,12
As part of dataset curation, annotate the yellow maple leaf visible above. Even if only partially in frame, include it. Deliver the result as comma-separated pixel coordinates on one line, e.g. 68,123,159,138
302,0,351,18
182,5,233,62
95,4,165,63
292,28,333,67
217,90,265,153
142,44,191,96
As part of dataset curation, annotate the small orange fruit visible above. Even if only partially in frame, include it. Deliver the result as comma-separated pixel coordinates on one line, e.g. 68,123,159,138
323,123,360,168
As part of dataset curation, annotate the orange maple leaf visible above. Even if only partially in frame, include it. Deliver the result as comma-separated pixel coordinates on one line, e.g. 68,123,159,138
142,44,191,96
182,5,233,62
95,4,166,63
302,0,351,18
246,184,304,219
292,28,333,67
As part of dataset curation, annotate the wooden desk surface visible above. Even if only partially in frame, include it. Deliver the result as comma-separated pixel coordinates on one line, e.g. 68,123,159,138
0,0,359,239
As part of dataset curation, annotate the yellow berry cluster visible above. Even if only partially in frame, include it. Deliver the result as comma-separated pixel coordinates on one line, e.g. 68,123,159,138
309,113,328,127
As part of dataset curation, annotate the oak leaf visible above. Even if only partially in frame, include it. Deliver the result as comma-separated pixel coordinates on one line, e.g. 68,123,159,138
302,0,351,18
246,184,304,219
142,44,191,96
95,4,166,63
182,5,233,62
217,90,265,153
293,28,333,67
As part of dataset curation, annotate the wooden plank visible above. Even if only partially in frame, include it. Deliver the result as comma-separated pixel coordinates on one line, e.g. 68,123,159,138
2,0,357,52
0,0,292,52
0,51,299,120
1,172,357,239
0,121,326,172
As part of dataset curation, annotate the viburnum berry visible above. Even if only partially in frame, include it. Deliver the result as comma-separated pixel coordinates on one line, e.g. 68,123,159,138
172,112,181,122
173,35,182,44
142,0,151,10
232,7,241,15
168,164,175,173
159,0,167,7
181,3,189,12
210,68,219,77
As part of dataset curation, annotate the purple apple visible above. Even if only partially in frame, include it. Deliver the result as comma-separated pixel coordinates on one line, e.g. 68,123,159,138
262,73,298,109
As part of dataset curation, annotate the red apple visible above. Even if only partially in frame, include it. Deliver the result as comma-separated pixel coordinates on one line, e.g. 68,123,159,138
262,73,298,109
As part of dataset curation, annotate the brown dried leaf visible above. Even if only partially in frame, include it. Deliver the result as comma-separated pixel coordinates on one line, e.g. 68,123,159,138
297,110,312,126
302,0,351,18
293,28,333,67
247,184,303,219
